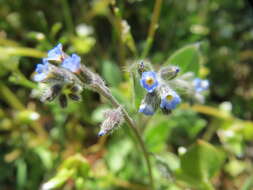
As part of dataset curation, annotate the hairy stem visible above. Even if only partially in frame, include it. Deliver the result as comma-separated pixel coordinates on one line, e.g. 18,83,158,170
141,0,163,58
96,85,154,189
78,66,154,189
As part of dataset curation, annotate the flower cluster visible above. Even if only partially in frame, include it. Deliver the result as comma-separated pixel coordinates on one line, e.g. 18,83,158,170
138,63,209,115
32,44,83,108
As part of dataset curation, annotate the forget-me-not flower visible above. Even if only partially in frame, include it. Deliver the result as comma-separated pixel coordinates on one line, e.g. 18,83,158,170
33,61,50,82
44,43,64,62
160,89,181,110
61,54,81,73
140,71,159,93
193,78,209,92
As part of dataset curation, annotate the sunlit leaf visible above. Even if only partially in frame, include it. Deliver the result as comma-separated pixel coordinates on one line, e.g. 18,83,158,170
180,140,225,181
102,60,122,87
165,43,201,75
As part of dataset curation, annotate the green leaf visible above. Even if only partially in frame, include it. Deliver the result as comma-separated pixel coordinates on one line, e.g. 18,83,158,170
42,168,75,189
34,146,53,170
16,159,27,190
106,138,133,172
241,175,253,190
144,115,174,153
180,140,225,182
165,43,201,75
101,60,122,87
91,105,110,123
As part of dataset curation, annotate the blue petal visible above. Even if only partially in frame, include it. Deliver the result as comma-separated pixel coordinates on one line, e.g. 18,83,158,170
98,130,106,136
45,43,63,61
61,54,81,73
140,71,159,93
34,73,47,82
193,78,209,92
33,62,49,82
160,90,181,110
139,104,154,115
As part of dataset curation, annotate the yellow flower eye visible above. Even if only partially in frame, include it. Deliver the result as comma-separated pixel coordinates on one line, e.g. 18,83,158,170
146,77,154,85
166,94,173,101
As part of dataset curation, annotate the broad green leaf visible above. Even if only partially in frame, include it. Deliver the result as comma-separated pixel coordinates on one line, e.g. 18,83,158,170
180,140,225,182
144,115,175,153
106,138,133,172
101,60,122,87
165,43,201,75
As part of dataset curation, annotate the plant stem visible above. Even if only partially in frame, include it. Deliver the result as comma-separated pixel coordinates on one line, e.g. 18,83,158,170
95,84,154,189
141,0,163,58
0,82,25,110
61,0,74,34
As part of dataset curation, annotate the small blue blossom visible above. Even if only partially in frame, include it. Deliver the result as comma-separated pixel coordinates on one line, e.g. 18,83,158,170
98,130,106,136
44,43,64,62
61,54,81,73
33,61,50,82
139,104,155,115
193,78,209,92
140,71,159,93
160,90,181,110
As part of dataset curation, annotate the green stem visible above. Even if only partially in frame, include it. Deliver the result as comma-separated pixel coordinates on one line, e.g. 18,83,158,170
141,0,163,58
96,85,154,190
0,83,25,110
111,7,126,66
61,0,74,34
78,66,154,189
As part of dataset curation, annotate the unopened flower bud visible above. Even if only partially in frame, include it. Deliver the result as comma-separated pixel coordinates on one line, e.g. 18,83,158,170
59,94,68,108
98,107,124,136
159,65,180,81
139,92,160,115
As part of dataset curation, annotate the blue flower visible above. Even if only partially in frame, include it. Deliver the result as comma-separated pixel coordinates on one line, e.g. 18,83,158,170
140,71,159,93
193,78,209,92
160,90,181,110
139,104,155,115
33,61,50,82
44,43,64,62
61,54,81,73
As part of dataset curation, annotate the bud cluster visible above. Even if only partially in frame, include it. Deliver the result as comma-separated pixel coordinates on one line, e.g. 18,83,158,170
137,62,209,115
31,44,84,108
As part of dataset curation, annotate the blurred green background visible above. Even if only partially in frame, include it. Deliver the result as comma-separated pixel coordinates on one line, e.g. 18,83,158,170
0,0,253,189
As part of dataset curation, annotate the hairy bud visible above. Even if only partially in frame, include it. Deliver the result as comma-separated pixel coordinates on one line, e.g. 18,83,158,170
159,65,180,81
98,107,124,136
139,92,160,115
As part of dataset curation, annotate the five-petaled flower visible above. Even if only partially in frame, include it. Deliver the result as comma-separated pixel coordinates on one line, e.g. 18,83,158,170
44,43,64,62
160,89,181,110
140,71,159,93
61,54,81,73
33,61,50,82
193,78,209,92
